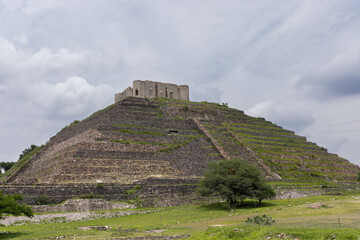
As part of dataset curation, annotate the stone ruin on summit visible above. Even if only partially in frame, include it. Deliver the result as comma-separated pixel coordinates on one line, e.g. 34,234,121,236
115,80,189,102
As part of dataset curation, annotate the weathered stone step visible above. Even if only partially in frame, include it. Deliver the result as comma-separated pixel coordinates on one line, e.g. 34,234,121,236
238,135,313,145
74,150,156,160
97,132,195,143
232,124,294,134
234,129,307,141
246,141,321,151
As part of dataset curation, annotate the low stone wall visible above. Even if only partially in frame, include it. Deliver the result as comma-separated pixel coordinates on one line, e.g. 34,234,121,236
0,183,199,206
32,198,136,213
275,189,323,199
1,182,342,208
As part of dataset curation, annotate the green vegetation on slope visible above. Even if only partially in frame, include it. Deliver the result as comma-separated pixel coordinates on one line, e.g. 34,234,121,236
0,145,43,183
3,194,360,239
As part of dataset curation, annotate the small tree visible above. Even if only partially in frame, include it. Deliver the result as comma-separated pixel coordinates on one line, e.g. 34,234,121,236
252,183,276,206
0,191,33,219
197,158,275,207
0,162,15,173
19,145,39,160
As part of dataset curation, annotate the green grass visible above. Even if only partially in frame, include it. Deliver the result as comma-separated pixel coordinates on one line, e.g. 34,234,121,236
115,129,166,135
114,124,158,129
158,136,198,152
3,195,360,239
87,102,117,119
231,123,284,131
189,225,360,239
104,135,198,153
109,139,172,146
0,145,43,183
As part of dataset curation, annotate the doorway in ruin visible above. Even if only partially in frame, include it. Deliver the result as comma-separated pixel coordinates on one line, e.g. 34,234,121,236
155,84,158,97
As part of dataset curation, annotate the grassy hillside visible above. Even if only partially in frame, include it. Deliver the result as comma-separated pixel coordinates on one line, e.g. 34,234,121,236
2,194,360,239
158,97,360,182
0,145,43,183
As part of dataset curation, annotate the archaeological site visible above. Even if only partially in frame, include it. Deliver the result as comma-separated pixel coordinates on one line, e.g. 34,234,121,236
0,80,359,207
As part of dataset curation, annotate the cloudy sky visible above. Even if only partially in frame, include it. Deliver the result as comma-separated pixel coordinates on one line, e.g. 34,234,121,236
1,0,360,165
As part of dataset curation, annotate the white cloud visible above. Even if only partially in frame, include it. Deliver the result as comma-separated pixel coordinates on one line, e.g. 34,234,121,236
0,0,70,15
12,33,28,45
247,100,314,132
1,0,360,167
0,36,92,80
0,84,9,93
29,76,113,117
246,100,274,117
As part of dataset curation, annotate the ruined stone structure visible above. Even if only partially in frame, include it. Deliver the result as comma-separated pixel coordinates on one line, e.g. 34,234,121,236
1,97,359,206
115,80,189,102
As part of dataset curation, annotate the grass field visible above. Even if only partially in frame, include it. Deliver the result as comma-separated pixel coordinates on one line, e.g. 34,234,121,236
2,194,360,239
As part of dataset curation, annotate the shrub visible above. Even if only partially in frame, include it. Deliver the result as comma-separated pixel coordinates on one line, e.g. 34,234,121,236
78,193,103,199
0,191,33,219
125,185,142,195
245,214,275,225
19,145,39,160
34,196,52,205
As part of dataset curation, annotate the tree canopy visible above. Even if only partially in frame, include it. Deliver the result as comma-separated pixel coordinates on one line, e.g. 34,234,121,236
19,144,40,160
0,162,15,173
0,191,33,219
197,158,275,207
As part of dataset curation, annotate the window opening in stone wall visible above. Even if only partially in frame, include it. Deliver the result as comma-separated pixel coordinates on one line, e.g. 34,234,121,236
168,130,179,135
155,84,158,97
148,88,153,98
135,89,139,96
165,87,168,98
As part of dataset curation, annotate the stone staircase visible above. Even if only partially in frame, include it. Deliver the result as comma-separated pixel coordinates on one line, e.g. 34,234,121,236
6,98,223,184
4,97,359,185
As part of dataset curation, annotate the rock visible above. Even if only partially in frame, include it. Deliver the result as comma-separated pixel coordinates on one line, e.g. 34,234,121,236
78,227,92,231
308,202,322,209
78,226,111,231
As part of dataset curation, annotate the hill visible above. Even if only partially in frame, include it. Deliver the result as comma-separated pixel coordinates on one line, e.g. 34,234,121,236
4,97,358,184
0,97,358,204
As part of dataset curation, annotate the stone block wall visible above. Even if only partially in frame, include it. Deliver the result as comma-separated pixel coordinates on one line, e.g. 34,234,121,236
5,97,223,184
115,80,189,102
0,182,200,207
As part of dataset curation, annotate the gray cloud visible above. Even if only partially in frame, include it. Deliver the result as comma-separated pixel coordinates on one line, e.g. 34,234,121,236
1,0,360,166
297,49,360,99
247,100,315,132
27,76,113,117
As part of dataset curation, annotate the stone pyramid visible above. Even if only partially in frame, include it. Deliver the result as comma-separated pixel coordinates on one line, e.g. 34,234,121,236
3,97,359,185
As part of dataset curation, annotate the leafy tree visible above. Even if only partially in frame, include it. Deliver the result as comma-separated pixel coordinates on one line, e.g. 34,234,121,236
253,182,276,206
197,158,275,207
19,145,39,160
0,191,33,219
0,162,15,173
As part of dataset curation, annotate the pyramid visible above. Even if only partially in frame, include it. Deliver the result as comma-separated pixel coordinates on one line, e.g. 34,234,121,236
2,97,358,186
